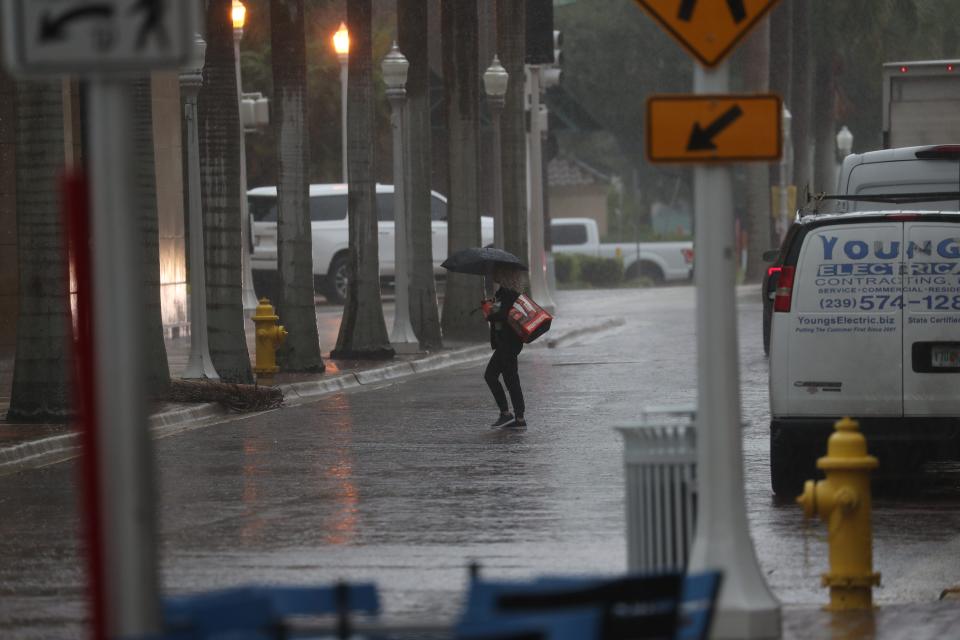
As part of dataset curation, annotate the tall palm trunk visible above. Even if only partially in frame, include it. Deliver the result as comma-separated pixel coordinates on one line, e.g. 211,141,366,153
331,0,393,360
198,0,253,383
742,19,770,283
7,80,74,422
271,0,324,371
399,0,442,350
441,1,486,343
496,0,528,265
132,78,171,394
790,0,813,197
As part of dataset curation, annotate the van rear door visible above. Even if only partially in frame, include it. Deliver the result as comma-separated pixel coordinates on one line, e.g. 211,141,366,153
902,221,960,415
786,223,904,416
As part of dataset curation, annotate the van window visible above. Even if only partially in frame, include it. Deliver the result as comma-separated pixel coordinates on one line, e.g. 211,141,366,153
551,222,587,246
430,196,448,221
249,196,277,222
310,195,347,221
376,193,394,221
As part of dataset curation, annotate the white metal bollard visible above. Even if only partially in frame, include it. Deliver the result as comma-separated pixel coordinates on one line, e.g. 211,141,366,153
617,405,697,574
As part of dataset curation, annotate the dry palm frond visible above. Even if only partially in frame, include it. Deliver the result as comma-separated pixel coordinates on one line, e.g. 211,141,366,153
168,379,283,413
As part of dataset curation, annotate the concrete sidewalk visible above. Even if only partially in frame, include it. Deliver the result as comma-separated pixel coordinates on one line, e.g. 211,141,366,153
0,300,624,475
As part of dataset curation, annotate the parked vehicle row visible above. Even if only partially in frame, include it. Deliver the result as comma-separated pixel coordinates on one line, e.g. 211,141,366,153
764,144,960,496
249,184,493,303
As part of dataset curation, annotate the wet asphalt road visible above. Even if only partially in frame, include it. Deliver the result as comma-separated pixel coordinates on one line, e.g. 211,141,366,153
2,286,960,638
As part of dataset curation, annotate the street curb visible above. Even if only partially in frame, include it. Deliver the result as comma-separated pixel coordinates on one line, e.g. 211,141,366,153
0,316,622,474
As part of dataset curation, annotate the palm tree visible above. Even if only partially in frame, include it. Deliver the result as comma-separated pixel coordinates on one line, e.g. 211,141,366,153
440,1,486,343
398,0,442,351
7,80,74,423
741,19,770,283
790,0,812,196
132,77,171,394
331,0,394,360
270,0,324,372
198,0,254,383
496,0,529,268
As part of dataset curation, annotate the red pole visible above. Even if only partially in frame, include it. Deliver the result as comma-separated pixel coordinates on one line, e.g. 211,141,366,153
62,170,106,640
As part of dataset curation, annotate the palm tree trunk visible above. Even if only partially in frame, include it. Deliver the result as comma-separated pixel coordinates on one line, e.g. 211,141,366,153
441,1,486,343
742,19,770,283
132,77,171,394
198,0,254,383
399,0,443,351
496,0,528,266
271,0,324,372
7,80,74,423
331,0,393,360
790,0,813,197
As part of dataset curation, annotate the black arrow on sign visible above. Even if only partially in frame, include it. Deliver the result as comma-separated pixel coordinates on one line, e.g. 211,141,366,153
677,0,747,24
40,5,115,42
686,105,743,151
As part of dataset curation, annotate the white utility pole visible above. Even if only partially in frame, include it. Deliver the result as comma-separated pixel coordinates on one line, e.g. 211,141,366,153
525,65,556,312
88,78,161,638
686,61,781,639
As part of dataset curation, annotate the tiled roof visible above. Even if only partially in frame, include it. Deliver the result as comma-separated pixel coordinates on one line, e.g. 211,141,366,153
548,156,611,187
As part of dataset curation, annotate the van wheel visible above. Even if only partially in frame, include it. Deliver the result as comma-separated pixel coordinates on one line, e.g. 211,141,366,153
770,424,818,498
324,254,349,304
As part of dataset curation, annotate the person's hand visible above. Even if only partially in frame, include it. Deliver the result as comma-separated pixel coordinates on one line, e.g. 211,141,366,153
480,299,494,319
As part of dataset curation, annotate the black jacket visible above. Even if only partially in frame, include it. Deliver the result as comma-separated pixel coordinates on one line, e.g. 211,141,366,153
488,287,523,351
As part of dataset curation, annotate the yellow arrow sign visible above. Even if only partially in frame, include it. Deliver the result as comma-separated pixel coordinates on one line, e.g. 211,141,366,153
635,0,780,67
646,94,781,163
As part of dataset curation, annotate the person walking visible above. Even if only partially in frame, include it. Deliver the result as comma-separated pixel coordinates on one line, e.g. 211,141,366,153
482,265,526,428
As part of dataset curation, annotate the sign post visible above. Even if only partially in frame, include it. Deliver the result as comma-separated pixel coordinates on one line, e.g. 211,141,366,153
686,62,781,639
2,2,197,638
635,1,782,637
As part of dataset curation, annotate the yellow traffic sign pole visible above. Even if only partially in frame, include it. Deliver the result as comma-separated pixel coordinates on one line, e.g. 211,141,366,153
685,61,782,639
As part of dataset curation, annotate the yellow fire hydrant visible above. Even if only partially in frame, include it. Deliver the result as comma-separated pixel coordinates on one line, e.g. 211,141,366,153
252,298,287,375
796,417,880,611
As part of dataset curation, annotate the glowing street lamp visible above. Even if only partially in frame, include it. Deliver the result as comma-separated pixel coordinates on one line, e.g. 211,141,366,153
333,22,349,183
231,0,247,33
483,55,509,248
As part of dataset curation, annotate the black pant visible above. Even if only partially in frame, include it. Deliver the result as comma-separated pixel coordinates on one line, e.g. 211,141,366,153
484,345,524,417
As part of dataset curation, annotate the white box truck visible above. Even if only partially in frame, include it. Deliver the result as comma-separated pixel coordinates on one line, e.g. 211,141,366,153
883,59,960,148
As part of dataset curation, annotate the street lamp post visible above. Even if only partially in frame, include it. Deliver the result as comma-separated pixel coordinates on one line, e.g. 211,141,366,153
778,106,793,241
334,22,350,184
483,56,509,249
525,65,556,313
232,0,258,311
835,125,853,191
382,43,418,353
180,35,219,381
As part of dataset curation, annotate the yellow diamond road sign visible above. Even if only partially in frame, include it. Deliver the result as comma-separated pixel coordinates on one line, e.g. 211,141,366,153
635,0,780,67
646,94,781,163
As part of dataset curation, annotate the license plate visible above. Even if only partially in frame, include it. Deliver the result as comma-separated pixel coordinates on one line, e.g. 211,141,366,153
931,345,960,368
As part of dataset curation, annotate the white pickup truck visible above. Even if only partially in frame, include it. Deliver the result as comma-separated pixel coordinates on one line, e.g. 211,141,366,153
249,184,493,303
550,217,694,284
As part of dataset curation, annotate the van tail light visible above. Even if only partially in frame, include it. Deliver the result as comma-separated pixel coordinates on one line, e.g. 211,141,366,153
767,265,782,279
773,266,795,312
915,145,960,159
682,248,694,265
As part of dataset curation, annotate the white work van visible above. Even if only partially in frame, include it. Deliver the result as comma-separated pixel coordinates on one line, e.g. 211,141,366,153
835,144,960,211
768,210,960,496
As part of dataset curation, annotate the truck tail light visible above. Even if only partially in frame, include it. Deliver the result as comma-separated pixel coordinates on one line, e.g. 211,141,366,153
682,248,694,265
773,266,795,312
767,265,781,279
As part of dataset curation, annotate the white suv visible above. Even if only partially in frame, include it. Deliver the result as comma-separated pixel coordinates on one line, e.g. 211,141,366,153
249,184,493,303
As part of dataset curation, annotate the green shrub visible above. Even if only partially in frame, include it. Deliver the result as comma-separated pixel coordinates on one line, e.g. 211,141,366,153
578,255,623,287
554,253,578,283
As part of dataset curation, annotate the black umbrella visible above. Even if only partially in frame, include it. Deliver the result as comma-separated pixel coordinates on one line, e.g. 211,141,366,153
441,247,528,275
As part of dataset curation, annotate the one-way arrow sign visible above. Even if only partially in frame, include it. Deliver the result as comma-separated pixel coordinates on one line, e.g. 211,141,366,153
646,94,781,163
634,0,779,67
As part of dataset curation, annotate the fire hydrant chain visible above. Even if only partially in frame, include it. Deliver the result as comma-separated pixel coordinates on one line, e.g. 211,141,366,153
796,416,880,611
